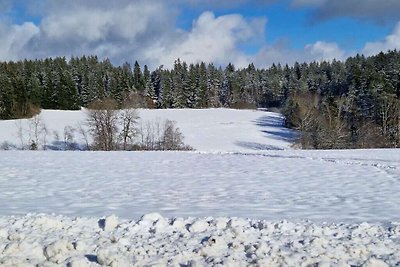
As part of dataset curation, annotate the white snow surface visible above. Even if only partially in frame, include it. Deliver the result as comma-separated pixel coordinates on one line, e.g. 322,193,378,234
0,108,296,152
1,213,400,266
0,150,399,222
1,108,400,266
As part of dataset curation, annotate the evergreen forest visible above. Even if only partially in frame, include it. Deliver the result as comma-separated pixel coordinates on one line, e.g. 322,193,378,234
0,51,399,149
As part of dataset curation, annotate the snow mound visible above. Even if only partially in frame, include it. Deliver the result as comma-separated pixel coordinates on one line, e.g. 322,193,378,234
0,214,399,266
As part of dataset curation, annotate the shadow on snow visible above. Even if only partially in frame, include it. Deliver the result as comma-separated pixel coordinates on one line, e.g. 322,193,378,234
235,113,298,151
255,115,299,143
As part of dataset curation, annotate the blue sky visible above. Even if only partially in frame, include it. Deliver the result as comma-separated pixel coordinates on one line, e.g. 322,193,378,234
177,1,395,51
0,0,399,68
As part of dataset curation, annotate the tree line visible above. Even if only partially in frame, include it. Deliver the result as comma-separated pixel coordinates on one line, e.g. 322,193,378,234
0,51,399,148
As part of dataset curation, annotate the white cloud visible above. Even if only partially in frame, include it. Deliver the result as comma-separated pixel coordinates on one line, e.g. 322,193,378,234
41,3,164,42
305,41,346,61
251,40,346,68
0,0,273,68
0,22,39,61
17,1,266,68
251,41,303,67
24,1,177,67
0,0,394,69
144,11,266,68
42,9,110,42
362,22,400,56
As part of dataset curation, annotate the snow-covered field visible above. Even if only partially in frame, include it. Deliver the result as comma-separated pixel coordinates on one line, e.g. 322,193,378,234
1,150,399,222
0,109,399,266
0,108,295,152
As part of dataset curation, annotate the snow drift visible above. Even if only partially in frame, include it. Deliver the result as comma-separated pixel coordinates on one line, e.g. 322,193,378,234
0,213,398,266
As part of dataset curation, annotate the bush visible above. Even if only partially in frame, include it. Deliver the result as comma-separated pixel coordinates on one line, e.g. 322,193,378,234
14,114,48,150
85,98,193,151
137,119,193,151
0,141,12,150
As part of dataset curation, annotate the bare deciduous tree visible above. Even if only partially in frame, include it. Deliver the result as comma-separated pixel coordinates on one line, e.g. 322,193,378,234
161,120,185,150
86,97,191,151
137,119,192,151
86,98,119,151
77,122,90,151
86,97,141,151
15,120,26,150
63,126,77,150
119,108,139,150
14,114,48,150
29,114,47,149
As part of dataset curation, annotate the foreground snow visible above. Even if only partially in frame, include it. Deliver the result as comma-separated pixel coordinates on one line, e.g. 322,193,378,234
1,109,400,265
0,150,399,222
0,213,398,266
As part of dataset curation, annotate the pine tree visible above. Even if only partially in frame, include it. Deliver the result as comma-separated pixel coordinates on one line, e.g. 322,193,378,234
133,61,144,91
195,62,208,108
206,63,221,107
0,73,14,119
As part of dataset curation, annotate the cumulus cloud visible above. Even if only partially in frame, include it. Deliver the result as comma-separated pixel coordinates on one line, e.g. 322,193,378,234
305,41,346,61
41,3,164,42
25,1,177,67
0,0,268,68
145,12,266,68
362,22,400,56
292,0,400,23
0,0,392,69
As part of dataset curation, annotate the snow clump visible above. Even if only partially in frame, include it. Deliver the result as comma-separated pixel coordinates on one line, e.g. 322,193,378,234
0,213,399,266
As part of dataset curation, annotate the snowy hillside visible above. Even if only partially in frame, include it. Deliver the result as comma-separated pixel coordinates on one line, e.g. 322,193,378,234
1,109,400,266
0,108,296,152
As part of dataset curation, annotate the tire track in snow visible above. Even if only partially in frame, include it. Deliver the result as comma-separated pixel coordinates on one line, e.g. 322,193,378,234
216,150,400,183
318,157,399,182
